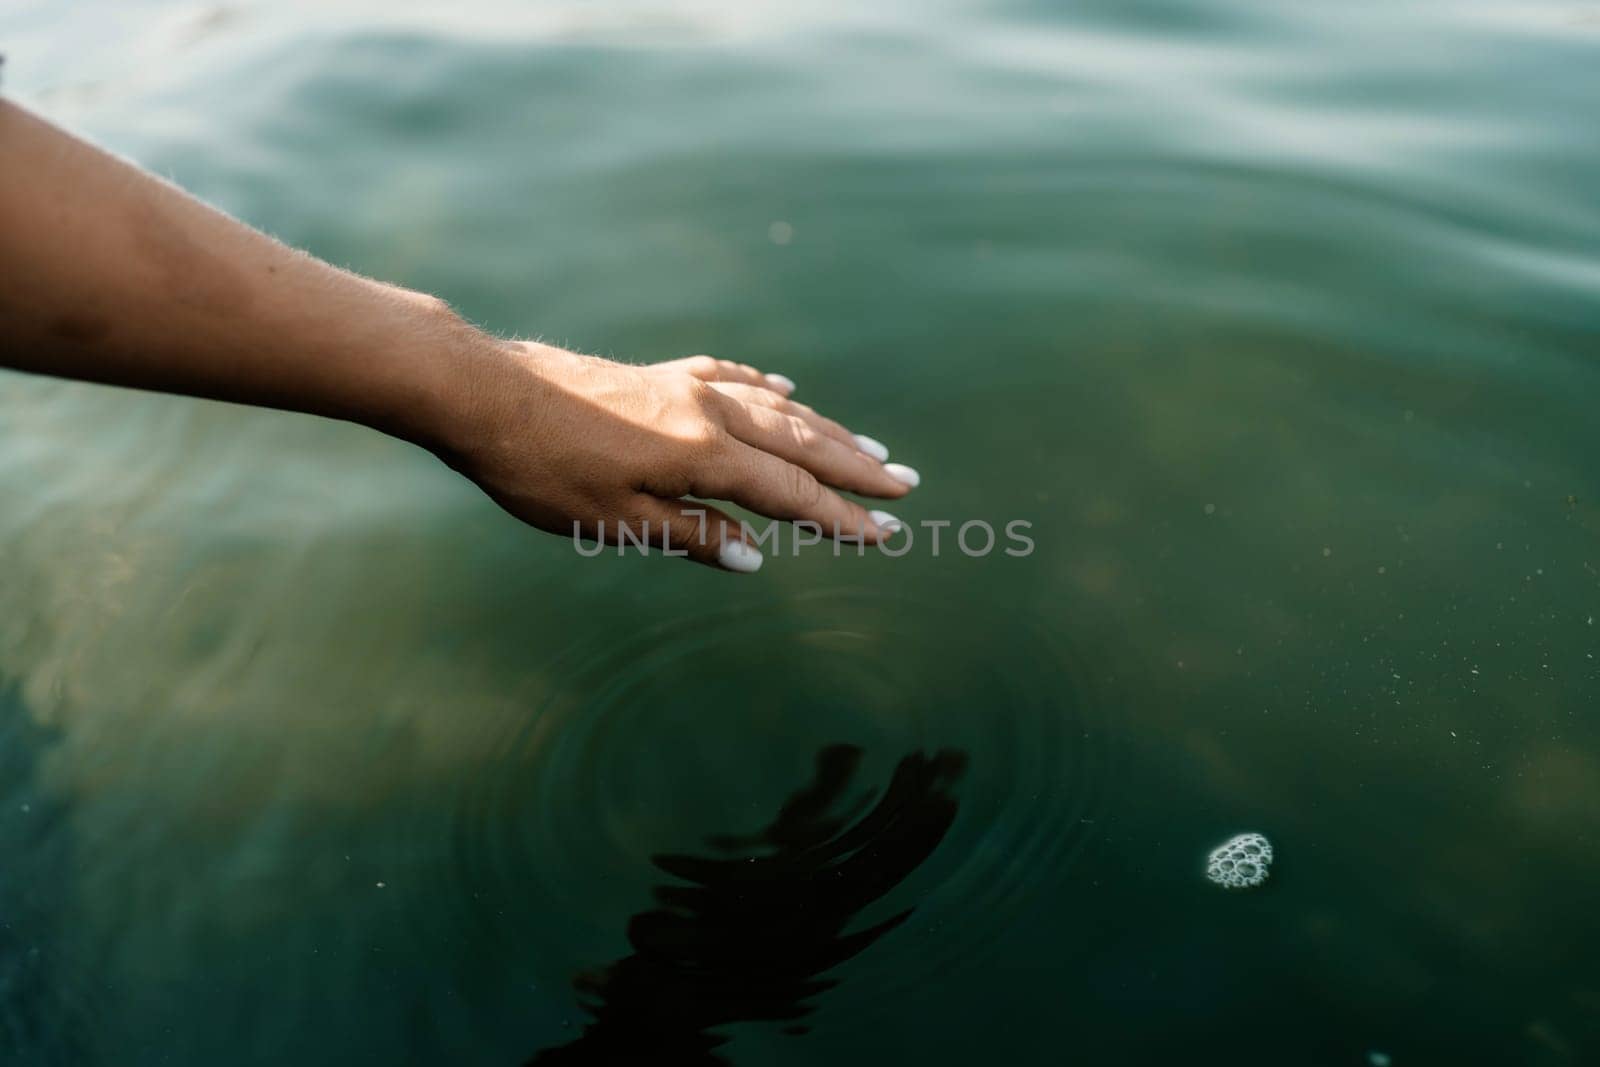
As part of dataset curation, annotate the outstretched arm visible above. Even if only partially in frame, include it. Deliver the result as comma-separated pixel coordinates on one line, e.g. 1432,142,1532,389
0,100,917,571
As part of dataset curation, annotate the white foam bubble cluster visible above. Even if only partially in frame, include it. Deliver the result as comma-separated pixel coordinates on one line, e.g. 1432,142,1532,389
1205,832,1273,889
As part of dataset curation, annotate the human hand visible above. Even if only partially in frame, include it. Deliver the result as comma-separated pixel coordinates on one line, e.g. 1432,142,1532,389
435,341,919,572
0,99,914,572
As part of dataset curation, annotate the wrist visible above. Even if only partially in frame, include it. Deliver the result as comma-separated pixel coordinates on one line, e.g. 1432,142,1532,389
370,289,520,463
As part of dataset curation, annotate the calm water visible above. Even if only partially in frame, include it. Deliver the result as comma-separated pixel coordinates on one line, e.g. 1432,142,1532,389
3,2,1600,1064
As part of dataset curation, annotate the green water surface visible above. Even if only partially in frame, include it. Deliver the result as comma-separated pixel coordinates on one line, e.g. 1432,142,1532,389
2,1,1599,1064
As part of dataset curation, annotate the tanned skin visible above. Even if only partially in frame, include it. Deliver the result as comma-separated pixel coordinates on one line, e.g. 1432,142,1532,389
0,100,919,571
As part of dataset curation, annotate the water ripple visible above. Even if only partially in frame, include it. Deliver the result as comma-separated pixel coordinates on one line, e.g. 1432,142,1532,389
445,589,1120,1012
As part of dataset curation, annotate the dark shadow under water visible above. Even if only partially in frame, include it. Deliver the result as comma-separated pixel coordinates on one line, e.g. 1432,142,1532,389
527,745,967,1066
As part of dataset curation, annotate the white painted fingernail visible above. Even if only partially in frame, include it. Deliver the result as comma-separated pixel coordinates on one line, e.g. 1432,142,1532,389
718,540,765,573
884,463,921,488
853,434,890,462
868,509,903,534
765,373,796,394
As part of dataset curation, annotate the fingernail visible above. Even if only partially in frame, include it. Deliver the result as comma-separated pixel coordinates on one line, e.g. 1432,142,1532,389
718,540,765,573
868,509,903,534
853,434,890,462
765,373,796,395
884,463,920,488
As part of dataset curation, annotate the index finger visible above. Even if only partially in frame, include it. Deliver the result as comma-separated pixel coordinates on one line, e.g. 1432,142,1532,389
658,355,795,396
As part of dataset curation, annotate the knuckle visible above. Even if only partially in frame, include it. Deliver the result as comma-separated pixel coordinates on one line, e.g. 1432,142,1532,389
663,386,724,455
655,470,697,498
666,511,703,549
673,375,719,414
786,464,824,508
682,419,724,455
686,355,718,376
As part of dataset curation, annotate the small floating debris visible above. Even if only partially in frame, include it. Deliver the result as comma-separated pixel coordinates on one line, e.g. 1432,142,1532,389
1368,1052,1392,1067
1205,832,1273,889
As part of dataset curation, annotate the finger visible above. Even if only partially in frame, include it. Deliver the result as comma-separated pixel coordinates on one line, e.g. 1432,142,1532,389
662,355,793,396
631,496,764,572
714,395,913,500
692,439,902,544
707,383,892,462
705,381,863,452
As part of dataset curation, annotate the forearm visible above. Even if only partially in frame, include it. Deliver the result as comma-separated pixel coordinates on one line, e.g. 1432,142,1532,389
0,101,916,572
0,99,499,453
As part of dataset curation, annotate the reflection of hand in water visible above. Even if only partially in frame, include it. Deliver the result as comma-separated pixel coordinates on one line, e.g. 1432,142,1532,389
528,745,967,1065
